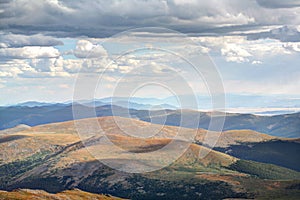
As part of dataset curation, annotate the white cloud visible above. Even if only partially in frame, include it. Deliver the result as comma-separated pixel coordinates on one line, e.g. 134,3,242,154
0,54,115,79
58,58,83,74
0,58,69,78
73,40,108,58
221,43,252,63
0,70,18,78
252,60,262,65
283,42,300,52
195,35,298,63
0,60,30,77
0,46,60,59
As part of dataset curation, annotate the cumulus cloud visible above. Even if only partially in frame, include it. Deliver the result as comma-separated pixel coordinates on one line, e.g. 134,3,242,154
195,35,295,63
0,60,33,78
283,42,300,52
221,43,252,63
0,55,117,79
0,46,60,59
73,40,108,58
0,58,70,78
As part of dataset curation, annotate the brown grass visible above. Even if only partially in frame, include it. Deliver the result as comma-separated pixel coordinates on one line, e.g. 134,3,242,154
0,189,124,200
0,116,282,173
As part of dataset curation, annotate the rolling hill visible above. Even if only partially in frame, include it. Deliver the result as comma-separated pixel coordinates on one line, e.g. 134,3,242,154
0,189,123,200
0,189,121,200
0,117,299,199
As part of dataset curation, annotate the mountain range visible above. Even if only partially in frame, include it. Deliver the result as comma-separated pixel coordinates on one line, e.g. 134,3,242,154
7,94,300,114
1,102,299,138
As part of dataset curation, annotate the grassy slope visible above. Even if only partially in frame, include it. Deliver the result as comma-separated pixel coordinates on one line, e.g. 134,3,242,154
0,116,299,199
0,189,123,200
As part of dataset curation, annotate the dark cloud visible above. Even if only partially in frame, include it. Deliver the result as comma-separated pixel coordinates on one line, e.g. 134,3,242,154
0,0,299,38
256,0,300,8
247,26,300,42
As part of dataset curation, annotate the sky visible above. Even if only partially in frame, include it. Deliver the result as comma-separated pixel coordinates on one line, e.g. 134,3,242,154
0,0,300,106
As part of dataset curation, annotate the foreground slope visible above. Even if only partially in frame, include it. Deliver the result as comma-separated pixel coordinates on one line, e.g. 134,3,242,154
0,189,123,200
0,117,299,199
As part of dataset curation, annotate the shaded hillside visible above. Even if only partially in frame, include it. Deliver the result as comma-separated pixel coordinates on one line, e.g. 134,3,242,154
228,159,300,180
215,139,300,171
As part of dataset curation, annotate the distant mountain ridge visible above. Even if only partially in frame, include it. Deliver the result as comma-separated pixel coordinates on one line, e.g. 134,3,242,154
15,101,56,107
13,98,178,110
0,102,299,138
8,94,300,115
